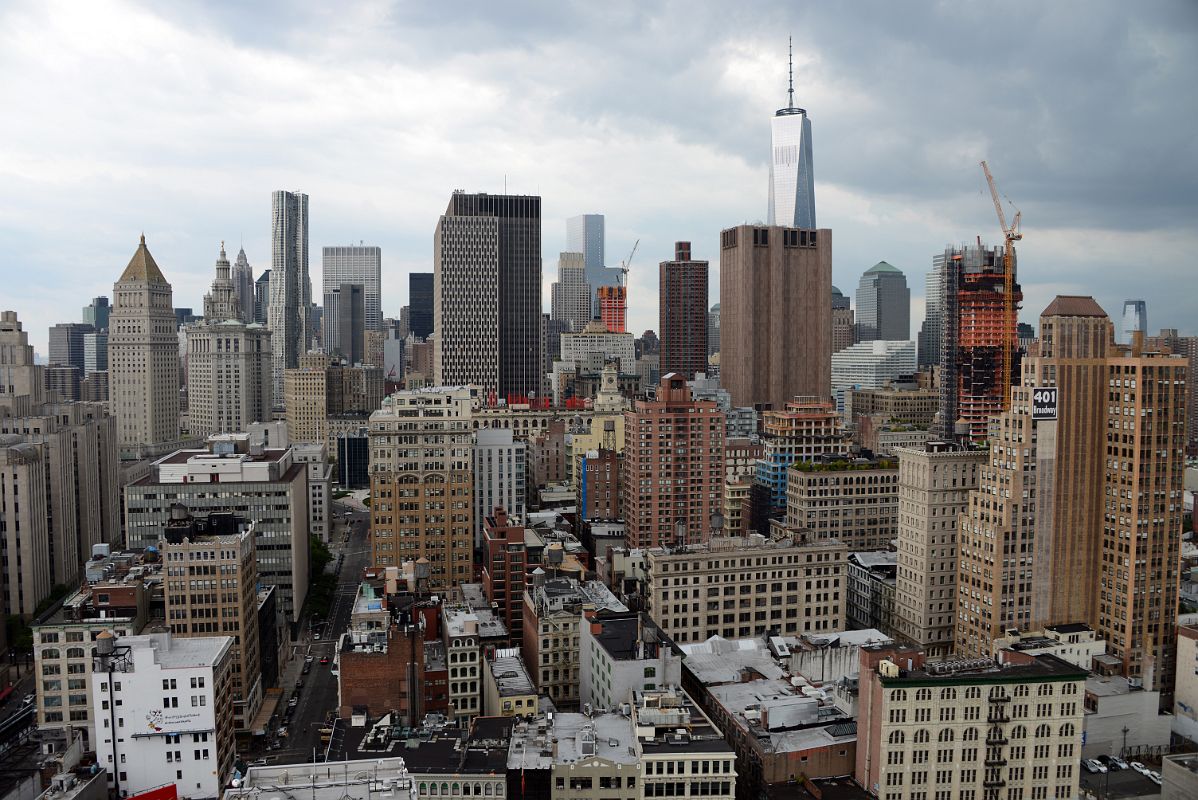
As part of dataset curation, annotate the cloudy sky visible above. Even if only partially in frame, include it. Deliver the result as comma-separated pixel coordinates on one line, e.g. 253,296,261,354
2,0,1195,356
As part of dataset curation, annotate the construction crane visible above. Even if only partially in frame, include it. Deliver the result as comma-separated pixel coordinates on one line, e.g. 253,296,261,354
980,160,1022,411
618,239,639,288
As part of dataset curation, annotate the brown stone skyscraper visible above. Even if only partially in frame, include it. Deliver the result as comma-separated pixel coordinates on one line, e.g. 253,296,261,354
658,242,708,380
955,296,1185,697
719,225,831,410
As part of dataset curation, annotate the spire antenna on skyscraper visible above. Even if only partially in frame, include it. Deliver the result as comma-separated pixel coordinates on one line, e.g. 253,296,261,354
788,35,794,110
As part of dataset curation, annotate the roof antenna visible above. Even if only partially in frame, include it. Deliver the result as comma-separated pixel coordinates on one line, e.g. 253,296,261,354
787,36,795,110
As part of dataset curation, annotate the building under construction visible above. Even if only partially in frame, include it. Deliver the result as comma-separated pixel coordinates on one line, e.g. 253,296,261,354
936,242,1022,442
597,284,626,333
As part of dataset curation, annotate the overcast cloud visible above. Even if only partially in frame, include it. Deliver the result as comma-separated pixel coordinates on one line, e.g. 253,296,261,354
2,0,1195,355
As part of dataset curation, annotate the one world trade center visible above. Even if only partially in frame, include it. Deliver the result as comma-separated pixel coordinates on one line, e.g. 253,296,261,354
768,39,816,229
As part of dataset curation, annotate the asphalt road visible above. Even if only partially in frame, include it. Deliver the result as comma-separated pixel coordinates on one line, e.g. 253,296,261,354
271,507,370,764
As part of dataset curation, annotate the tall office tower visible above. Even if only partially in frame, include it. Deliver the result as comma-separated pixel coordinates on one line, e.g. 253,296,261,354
831,285,854,354
408,272,433,340
916,262,943,369
253,269,271,325
1146,328,1198,448
186,245,273,437
110,235,180,456
83,332,108,373
936,243,1021,443
472,427,526,547
566,213,609,313
892,441,985,658
322,245,382,332
767,41,816,229
161,508,263,733
268,190,310,400
720,225,831,410
597,285,627,334
621,374,724,548
323,282,365,364
1120,299,1147,344
658,242,709,381
955,296,1185,697
707,303,720,357
0,441,50,615
48,322,94,373
1099,334,1185,697
368,386,475,587
82,296,110,331
550,251,591,332
231,247,255,324
854,261,910,342
434,192,542,399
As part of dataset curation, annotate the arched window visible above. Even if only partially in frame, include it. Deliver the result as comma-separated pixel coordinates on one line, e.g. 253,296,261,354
938,729,954,743
916,688,932,702
484,785,493,797
419,784,427,796
1036,724,1051,738
888,730,905,745
1011,725,1026,740
965,687,981,699
891,689,907,702
66,648,85,659
1060,723,1075,738
940,688,956,701
441,784,449,797
963,727,979,742
1015,685,1029,697
1037,684,1053,697
914,729,930,744
452,784,460,795
430,785,437,796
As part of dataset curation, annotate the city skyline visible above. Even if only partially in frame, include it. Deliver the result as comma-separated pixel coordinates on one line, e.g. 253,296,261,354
3,3,1194,356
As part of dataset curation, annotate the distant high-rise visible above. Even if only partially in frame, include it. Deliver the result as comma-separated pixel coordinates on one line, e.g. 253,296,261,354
322,245,382,332
936,243,1021,442
323,282,365,364
719,225,831,410
1120,299,1147,344
854,261,910,342
110,235,180,456
831,287,854,353
82,296,110,331
550,252,591,332
707,303,720,357
597,286,627,334
48,322,93,373
408,272,433,340
658,242,709,381
83,331,108,374
268,190,310,401
434,192,542,399
767,39,816,229
254,269,271,325
566,214,610,313
916,263,944,369
231,247,255,324
187,244,273,437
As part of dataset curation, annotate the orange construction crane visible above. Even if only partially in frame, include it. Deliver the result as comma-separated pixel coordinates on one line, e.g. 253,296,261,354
980,160,1022,410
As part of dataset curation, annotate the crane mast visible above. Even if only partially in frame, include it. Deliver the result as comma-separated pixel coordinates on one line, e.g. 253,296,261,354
980,161,1022,411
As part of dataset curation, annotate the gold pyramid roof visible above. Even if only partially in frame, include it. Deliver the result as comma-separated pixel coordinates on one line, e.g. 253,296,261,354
119,234,167,282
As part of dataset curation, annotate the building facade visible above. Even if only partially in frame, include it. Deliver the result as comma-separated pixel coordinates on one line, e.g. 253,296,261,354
434,192,542,399
785,457,899,551
768,75,816,229
472,427,527,548
322,245,382,332
621,374,724,548
658,242,709,381
110,235,180,456
268,190,311,401
719,225,831,410
368,386,475,585
854,261,910,342
186,244,273,438
551,251,591,333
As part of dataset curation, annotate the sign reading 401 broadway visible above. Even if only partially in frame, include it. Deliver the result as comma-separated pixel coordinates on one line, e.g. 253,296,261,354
1032,387,1058,420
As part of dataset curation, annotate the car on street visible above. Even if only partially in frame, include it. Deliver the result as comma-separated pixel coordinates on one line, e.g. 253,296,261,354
287,697,298,708
1082,759,1106,774
22,694,35,706
1147,771,1162,785
277,727,288,738
1097,755,1124,771
302,662,311,674
320,656,330,664
295,679,304,691
1130,761,1148,774
1108,756,1128,771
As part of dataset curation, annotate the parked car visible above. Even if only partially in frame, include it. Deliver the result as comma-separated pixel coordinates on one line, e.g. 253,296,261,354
276,726,288,738
1147,771,1162,786
1130,761,1148,774
21,694,35,706
249,759,267,767
295,679,305,691
287,697,298,708
1107,756,1128,771
320,656,330,665
1082,759,1106,774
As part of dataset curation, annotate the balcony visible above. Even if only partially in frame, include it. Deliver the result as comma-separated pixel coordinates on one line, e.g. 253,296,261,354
983,779,1006,788
987,714,1010,724
985,735,1008,746
984,759,1007,767
988,693,1011,703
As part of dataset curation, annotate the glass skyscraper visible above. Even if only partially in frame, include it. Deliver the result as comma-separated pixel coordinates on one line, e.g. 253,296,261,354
1120,299,1147,344
768,43,815,229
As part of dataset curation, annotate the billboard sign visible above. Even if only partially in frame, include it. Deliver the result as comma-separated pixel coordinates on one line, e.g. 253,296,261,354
1032,387,1058,420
